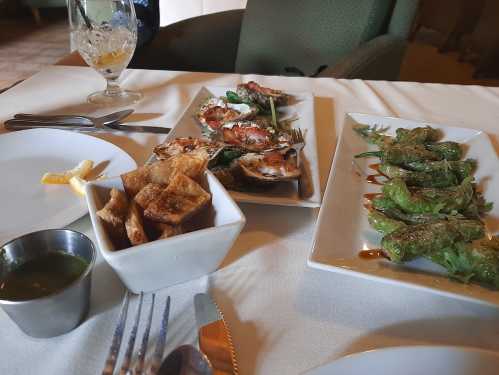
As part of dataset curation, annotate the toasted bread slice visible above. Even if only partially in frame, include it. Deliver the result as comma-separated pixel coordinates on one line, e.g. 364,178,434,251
144,173,211,225
121,154,208,197
156,223,183,239
97,188,129,226
134,183,165,210
121,160,171,197
167,153,208,182
125,201,149,245
143,220,183,240
97,188,130,249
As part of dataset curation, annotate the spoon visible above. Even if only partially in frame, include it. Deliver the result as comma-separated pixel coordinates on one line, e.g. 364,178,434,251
158,345,213,375
13,109,134,127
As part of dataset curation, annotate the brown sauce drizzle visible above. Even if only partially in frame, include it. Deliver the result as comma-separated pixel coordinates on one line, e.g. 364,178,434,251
358,249,389,260
363,193,382,202
368,163,381,172
366,174,384,185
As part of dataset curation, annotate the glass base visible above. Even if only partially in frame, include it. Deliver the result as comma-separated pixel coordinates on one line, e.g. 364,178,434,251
87,89,143,106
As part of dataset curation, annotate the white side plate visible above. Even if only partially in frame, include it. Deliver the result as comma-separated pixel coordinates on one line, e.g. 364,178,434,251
160,86,321,207
306,346,499,375
0,128,136,245
308,113,499,306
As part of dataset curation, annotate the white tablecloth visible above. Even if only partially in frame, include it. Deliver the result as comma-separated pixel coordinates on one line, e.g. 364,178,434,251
1,66,499,375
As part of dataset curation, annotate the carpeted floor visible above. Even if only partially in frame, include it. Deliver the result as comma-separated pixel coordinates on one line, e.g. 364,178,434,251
0,16,498,91
0,17,69,91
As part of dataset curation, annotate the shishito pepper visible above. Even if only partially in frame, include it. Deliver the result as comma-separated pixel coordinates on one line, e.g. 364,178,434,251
381,219,484,262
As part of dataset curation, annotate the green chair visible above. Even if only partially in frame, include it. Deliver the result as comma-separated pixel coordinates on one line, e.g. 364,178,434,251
131,0,419,80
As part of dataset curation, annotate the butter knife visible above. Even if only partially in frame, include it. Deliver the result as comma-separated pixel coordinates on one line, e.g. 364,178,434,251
4,119,171,134
194,293,238,375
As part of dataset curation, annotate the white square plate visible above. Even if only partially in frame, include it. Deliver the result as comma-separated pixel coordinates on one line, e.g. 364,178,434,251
161,86,321,207
308,113,499,306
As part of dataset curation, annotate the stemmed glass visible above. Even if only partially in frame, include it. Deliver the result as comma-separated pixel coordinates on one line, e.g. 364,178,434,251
68,0,143,106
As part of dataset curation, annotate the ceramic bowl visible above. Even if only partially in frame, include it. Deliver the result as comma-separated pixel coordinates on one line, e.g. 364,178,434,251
85,171,245,293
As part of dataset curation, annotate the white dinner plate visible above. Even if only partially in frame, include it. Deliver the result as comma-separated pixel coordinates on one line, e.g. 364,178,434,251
0,128,136,245
305,346,499,375
308,113,499,306
160,86,321,207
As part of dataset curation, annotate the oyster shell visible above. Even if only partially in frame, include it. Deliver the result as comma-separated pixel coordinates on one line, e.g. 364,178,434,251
153,137,225,161
236,81,290,109
197,97,258,130
221,120,278,152
237,151,300,183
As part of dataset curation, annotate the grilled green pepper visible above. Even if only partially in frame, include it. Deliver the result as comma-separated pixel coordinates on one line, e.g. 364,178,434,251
368,210,407,235
428,237,499,288
372,196,460,224
381,219,484,262
356,143,441,164
379,163,458,188
426,141,462,161
395,126,441,144
403,159,476,181
383,177,474,214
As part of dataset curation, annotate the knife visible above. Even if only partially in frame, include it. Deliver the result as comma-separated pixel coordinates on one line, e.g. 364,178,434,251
194,293,238,375
3,119,171,134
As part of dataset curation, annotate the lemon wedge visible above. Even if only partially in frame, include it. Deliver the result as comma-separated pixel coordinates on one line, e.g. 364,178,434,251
69,176,87,196
41,160,94,184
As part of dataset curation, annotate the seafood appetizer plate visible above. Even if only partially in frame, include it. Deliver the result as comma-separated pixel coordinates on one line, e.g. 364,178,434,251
158,85,321,207
308,113,499,306
305,346,499,375
0,128,136,245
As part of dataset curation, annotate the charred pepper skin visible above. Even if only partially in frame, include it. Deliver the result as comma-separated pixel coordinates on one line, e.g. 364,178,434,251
367,210,407,235
355,143,440,164
403,159,476,181
379,163,458,188
354,125,441,148
395,126,441,144
425,141,462,161
372,196,458,224
381,219,484,262
382,177,474,214
382,178,445,214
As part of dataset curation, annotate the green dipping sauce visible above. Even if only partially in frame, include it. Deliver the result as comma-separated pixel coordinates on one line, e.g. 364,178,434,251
0,252,89,301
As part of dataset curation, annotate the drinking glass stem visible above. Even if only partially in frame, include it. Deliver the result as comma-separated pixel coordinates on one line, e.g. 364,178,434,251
105,78,122,96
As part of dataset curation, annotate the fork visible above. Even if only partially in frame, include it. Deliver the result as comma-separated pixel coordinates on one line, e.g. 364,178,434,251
289,128,305,167
102,291,171,375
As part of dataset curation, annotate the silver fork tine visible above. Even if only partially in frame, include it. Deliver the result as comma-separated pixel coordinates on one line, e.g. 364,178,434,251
298,128,304,142
290,128,305,167
102,291,131,375
134,293,156,375
119,292,144,375
148,296,171,374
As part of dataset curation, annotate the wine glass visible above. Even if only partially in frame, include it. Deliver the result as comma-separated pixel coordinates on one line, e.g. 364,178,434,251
69,0,143,106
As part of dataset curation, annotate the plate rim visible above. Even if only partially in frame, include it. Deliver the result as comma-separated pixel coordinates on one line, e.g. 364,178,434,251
305,345,499,374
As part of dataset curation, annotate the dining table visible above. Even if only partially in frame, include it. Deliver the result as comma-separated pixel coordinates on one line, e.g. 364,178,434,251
1,65,499,375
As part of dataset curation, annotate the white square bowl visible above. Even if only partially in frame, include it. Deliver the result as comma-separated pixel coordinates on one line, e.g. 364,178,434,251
85,171,246,293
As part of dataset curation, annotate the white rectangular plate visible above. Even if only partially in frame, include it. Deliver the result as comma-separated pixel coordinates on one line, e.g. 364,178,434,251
308,113,499,306
162,86,321,207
